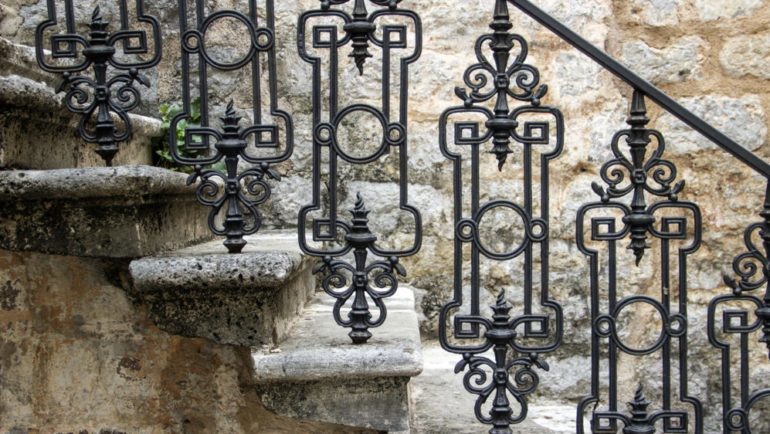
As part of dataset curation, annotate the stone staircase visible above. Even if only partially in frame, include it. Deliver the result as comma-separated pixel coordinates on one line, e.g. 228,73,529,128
0,34,584,433
0,38,159,170
252,286,422,433
0,36,424,433
129,232,424,432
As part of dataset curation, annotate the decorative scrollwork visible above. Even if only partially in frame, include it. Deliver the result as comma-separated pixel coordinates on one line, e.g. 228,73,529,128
576,90,703,433
453,292,549,430
313,194,406,343
438,1,563,432
172,0,293,253
35,1,161,165
451,0,549,170
297,0,422,343
710,183,770,433
589,91,685,265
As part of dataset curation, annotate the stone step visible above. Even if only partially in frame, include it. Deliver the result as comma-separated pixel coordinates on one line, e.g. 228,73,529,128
0,37,161,169
252,286,423,433
129,231,316,347
0,165,212,257
410,342,580,433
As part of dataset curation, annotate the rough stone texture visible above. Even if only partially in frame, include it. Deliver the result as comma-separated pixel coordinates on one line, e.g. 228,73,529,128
657,95,767,154
253,286,422,431
621,36,707,84
130,232,316,346
2,0,770,432
695,0,764,21
628,0,682,27
0,249,372,434
0,166,213,257
720,32,770,80
0,38,161,169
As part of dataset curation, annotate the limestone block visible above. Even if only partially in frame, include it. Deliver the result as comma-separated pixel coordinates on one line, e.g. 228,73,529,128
695,0,764,20
621,36,707,84
0,166,212,257
628,0,682,27
129,232,316,346
539,0,612,45
657,94,767,154
721,32,770,80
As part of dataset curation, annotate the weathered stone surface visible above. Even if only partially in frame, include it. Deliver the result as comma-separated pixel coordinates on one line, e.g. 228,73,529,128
0,38,161,169
252,286,422,431
548,51,607,109
0,249,369,434
628,0,682,26
0,166,212,257
720,32,770,80
130,232,315,346
621,36,707,84
695,0,764,20
657,94,767,154
539,0,613,45
3,0,770,431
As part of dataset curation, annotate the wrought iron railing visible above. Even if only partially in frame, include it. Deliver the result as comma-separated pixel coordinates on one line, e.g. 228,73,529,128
168,0,294,253
33,0,770,433
438,0,564,429
35,0,161,166
296,0,423,344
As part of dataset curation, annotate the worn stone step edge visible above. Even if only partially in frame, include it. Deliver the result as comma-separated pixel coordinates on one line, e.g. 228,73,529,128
0,38,161,140
130,232,312,293
128,232,316,347
0,165,194,201
0,165,213,257
0,37,161,169
252,285,423,383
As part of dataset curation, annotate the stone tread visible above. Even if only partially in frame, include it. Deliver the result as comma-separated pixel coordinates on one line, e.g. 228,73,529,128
252,285,423,383
0,166,194,201
130,232,310,292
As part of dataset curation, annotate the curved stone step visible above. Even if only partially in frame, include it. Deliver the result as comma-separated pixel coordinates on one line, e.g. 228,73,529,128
252,285,423,433
0,37,161,169
0,165,211,257
129,231,315,347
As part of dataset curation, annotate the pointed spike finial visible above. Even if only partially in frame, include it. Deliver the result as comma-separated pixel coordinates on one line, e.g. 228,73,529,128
493,0,509,20
627,90,650,129
496,289,506,307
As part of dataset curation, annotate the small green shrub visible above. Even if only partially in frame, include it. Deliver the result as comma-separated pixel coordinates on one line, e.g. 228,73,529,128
153,98,213,173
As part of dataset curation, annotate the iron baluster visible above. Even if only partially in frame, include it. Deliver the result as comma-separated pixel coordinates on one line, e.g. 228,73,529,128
576,90,703,433
437,0,564,431
710,182,770,433
172,0,293,253
297,0,422,344
35,0,162,166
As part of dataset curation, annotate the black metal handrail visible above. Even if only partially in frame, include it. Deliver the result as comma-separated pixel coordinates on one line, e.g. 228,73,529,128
508,0,770,178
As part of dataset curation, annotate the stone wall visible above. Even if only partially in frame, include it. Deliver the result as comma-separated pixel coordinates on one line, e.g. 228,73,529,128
2,0,770,432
